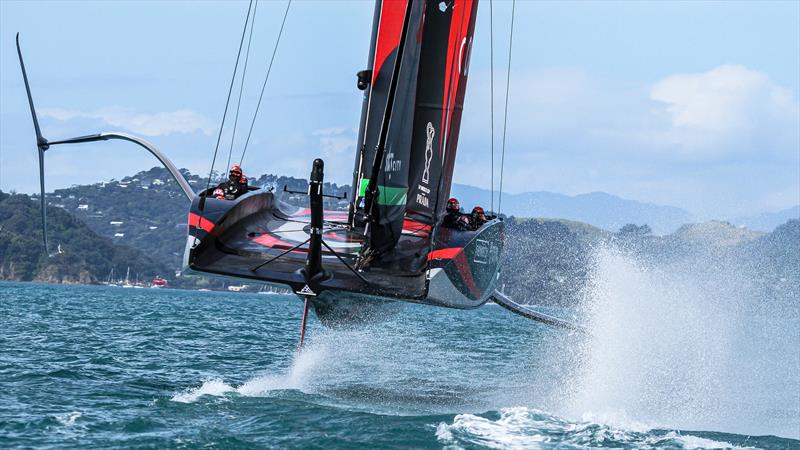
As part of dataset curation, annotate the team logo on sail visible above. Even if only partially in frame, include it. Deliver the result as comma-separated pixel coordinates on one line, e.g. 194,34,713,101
416,122,435,209
422,122,434,184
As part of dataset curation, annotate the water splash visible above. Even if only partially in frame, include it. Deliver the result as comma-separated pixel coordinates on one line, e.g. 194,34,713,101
171,379,234,403
565,245,800,438
436,407,758,449
54,411,82,426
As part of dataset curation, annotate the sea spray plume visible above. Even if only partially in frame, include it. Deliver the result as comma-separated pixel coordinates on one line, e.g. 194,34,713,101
167,309,498,411
171,337,328,403
567,241,799,438
237,342,326,396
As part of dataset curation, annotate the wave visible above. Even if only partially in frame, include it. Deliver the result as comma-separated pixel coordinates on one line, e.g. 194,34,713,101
435,407,757,450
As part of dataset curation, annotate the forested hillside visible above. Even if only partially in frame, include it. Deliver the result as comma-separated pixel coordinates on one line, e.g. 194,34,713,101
0,191,170,284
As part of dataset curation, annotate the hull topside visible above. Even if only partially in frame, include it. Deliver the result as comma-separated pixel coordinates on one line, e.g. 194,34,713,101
186,190,503,317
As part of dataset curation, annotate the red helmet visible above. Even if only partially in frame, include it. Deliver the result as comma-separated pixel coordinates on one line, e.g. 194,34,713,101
446,198,460,213
471,206,485,216
229,165,242,178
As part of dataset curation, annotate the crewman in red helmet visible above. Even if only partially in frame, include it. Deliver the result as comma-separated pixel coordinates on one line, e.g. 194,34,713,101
213,165,249,200
442,197,470,230
470,206,487,230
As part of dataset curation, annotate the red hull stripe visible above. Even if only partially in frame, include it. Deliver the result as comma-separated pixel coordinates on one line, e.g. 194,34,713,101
428,247,462,261
452,249,481,298
252,233,295,250
372,0,409,85
188,212,215,233
427,246,481,298
250,232,352,257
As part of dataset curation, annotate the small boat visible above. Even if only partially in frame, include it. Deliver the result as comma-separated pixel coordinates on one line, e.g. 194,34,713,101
150,276,168,288
257,284,290,295
121,267,134,288
227,285,250,292
132,273,145,288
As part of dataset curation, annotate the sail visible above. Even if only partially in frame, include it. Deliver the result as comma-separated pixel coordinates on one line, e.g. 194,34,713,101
352,0,425,253
406,0,478,223
352,0,479,253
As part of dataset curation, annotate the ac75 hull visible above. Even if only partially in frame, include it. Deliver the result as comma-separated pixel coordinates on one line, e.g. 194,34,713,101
184,189,503,325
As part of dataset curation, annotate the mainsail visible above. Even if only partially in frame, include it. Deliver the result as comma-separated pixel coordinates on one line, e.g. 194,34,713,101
352,0,479,255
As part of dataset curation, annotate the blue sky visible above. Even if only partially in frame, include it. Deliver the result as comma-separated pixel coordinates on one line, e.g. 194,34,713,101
1,0,798,219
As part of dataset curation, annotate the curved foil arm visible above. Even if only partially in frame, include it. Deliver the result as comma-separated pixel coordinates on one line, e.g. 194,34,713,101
491,290,587,333
46,132,196,201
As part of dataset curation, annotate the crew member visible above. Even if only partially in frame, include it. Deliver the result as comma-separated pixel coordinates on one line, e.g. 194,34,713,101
213,165,249,200
442,197,470,230
470,206,487,230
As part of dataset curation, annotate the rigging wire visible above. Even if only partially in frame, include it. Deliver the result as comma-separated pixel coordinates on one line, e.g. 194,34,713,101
498,0,515,215
239,0,292,166
225,0,259,172
203,0,254,205
489,0,494,214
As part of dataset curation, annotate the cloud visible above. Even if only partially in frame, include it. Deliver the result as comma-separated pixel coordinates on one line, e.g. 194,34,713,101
481,65,799,163
647,65,799,157
454,65,799,217
305,127,358,183
39,106,216,136
312,127,356,156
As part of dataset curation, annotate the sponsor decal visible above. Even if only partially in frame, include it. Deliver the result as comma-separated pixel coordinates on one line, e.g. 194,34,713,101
415,192,429,208
474,238,500,265
474,239,490,264
384,149,402,178
296,284,317,296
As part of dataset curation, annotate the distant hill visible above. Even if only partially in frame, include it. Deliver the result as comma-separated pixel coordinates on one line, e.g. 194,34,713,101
450,184,694,235
0,191,170,284
733,205,800,232
672,220,764,247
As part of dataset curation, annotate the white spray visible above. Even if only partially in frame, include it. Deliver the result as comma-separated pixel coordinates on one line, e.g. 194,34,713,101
565,245,799,438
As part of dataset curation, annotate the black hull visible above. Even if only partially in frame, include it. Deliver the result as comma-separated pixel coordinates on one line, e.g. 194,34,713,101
184,189,503,325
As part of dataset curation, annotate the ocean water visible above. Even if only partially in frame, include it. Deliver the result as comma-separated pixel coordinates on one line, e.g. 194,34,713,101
1,249,798,449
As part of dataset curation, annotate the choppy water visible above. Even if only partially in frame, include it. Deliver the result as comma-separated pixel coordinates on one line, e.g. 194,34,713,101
1,248,798,449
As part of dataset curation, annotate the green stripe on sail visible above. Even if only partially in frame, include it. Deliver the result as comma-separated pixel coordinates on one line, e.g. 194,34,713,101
358,178,408,206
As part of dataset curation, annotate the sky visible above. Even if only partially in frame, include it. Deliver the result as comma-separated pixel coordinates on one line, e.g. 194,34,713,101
1,0,798,220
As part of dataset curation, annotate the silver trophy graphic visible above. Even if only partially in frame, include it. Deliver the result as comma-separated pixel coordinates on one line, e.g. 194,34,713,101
422,122,435,184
